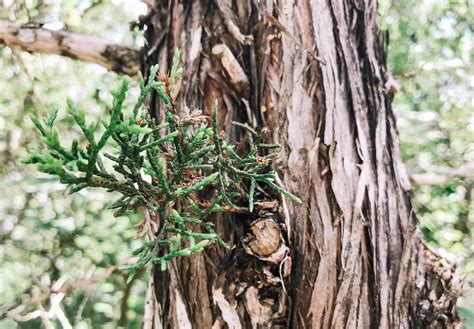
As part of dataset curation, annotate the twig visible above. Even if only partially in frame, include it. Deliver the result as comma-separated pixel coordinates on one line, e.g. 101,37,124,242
410,162,474,186
119,268,145,327
3,257,137,321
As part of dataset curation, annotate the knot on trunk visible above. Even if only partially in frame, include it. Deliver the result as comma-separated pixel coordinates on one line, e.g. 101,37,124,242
242,216,289,264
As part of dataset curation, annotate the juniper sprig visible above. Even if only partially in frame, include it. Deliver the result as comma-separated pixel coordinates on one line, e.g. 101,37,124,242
24,50,301,282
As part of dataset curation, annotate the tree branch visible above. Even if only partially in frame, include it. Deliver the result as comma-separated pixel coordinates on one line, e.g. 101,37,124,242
119,267,145,327
0,20,140,76
2,257,137,321
410,162,474,186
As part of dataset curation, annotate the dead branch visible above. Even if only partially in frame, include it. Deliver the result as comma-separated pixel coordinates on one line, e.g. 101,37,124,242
0,20,140,76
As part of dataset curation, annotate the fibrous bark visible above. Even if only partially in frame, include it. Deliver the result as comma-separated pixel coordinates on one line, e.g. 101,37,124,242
0,20,140,76
137,1,462,328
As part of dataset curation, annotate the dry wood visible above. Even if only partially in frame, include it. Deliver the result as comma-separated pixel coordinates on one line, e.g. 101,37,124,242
0,20,140,76
140,0,461,327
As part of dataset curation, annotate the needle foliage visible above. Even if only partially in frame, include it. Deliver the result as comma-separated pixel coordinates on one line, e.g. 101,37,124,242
24,50,301,282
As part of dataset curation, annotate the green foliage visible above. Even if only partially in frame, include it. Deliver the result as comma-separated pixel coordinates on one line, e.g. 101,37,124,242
25,50,301,282
381,0,473,325
382,0,473,272
0,2,149,327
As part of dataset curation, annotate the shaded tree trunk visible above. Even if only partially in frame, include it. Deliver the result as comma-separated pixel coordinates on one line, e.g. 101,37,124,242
138,1,461,328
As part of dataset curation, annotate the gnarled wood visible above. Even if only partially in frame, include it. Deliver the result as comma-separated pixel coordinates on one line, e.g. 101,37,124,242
0,20,140,76
140,1,461,328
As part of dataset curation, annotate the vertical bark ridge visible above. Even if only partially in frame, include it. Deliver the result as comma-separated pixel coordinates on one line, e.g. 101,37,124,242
139,0,461,328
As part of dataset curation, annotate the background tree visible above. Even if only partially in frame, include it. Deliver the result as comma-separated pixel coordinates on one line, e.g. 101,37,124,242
0,0,472,328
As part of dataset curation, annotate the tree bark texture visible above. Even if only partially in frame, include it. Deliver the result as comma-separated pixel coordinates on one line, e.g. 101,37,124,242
139,1,461,328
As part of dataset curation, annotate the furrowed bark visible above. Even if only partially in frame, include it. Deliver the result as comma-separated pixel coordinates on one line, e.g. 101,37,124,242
0,20,140,76
140,1,461,328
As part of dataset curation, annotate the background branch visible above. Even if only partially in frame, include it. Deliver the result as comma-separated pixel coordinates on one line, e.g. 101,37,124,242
2,257,138,321
410,162,474,186
0,20,140,76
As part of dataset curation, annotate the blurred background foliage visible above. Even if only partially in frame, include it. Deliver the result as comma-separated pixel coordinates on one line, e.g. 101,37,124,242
381,0,473,325
0,0,472,328
0,1,149,328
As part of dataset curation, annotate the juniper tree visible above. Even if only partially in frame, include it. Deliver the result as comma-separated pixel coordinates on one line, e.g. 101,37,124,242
24,51,301,282
14,0,463,327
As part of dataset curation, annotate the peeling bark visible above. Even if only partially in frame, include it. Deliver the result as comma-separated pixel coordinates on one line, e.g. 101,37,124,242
140,1,461,328
0,20,140,76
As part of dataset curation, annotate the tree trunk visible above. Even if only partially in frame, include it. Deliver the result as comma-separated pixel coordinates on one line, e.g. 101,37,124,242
138,1,461,328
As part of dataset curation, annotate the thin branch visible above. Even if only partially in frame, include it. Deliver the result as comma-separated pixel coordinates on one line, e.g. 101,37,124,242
11,293,72,329
410,162,474,186
119,267,145,327
2,257,137,321
394,67,423,80
0,20,140,76
13,51,48,111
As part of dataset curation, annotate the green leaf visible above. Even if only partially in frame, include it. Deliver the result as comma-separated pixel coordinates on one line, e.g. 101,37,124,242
30,115,46,136
232,121,257,136
44,109,58,128
139,131,179,151
174,172,220,197
170,48,183,90
263,178,302,203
